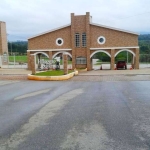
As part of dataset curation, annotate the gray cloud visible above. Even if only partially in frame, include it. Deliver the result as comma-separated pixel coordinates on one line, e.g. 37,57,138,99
0,0,150,41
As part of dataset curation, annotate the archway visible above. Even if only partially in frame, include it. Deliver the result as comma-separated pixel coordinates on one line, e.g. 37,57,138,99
32,52,50,70
115,49,135,69
90,50,111,70
53,51,72,69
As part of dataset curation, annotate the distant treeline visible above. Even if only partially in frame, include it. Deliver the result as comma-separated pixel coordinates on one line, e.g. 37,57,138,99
7,34,150,56
138,34,150,41
138,34,150,54
8,41,27,55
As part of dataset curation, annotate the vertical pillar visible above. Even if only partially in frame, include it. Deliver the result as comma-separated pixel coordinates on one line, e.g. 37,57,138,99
135,48,139,69
48,51,53,69
86,12,91,71
27,51,31,70
71,13,75,69
31,54,36,75
48,51,52,60
111,49,115,70
63,53,68,75
0,22,8,55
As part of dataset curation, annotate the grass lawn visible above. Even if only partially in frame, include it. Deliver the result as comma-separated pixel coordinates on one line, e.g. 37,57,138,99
35,70,74,76
9,55,27,63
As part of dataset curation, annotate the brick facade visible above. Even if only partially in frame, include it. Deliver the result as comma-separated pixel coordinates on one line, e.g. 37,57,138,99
0,21,8,55
28,12,139,70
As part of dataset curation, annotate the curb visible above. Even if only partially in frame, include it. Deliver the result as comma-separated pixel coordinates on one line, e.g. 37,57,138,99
27,70,78,81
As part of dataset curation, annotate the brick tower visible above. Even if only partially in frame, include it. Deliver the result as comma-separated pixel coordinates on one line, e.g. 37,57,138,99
0,21,8,55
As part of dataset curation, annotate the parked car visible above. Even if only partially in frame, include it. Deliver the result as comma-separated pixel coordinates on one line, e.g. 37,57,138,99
116,60,127,70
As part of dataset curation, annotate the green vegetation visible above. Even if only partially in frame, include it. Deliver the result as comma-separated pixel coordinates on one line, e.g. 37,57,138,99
35,70,74,76
9,55,27,63
8,41,27,55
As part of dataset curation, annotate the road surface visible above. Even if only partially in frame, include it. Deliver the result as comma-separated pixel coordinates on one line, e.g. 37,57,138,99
0,79,150,150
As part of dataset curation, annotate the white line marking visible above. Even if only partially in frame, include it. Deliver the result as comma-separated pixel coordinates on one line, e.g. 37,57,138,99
14,89,50,100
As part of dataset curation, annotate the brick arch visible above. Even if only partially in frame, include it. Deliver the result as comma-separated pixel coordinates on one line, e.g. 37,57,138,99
52,51,72,58
115,49,135,57
90,50,111,58
33,52,49,58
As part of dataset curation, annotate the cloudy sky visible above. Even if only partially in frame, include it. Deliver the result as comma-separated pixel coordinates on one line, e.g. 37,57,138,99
0,0,150,41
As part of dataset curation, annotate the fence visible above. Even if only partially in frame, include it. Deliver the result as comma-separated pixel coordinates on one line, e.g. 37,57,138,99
0,55,27,68
140,54,150,63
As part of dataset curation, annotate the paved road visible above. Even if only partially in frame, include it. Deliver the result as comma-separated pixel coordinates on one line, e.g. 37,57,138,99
0,79,150,150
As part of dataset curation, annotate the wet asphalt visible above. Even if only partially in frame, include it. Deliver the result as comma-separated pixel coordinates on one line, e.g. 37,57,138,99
0,80,150,150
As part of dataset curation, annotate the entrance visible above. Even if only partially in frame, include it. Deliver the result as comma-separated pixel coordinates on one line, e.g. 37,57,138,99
90,50,111,70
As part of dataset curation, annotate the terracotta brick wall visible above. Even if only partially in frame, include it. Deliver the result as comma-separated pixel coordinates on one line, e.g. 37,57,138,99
28,26,71,50
90,25,138,48
0,22,8,55
71,12,90,69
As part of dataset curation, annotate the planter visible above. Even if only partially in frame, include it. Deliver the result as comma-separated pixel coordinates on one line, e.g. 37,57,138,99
28,70,78,81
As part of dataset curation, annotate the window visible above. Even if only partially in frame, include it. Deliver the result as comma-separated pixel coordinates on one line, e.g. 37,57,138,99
97,36,106,45
76,57,87,64
82,33,86,47
56,38,63,46
75,33,80,47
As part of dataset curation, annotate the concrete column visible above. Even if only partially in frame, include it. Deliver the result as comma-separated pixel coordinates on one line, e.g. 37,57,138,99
135,48,139,69
31,54,36,75
111,49,115,70
27,51,31,70
63,53,68,75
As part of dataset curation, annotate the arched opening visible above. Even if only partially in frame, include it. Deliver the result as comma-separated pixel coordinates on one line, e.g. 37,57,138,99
115,49,135,69
33,52,50,70
90,50,111,70
52,52,72,69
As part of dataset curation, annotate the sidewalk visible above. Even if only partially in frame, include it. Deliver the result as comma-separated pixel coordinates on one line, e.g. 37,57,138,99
0,68,31,75
0,68,150,76
78,68,150,76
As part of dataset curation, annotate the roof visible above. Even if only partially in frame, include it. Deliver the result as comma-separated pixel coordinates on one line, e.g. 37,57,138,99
90,23,139,35
28,24,71,39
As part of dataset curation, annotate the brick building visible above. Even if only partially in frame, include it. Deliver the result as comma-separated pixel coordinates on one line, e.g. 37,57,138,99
0,21,8,55
27,12,139,70
0,21,8,67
